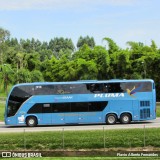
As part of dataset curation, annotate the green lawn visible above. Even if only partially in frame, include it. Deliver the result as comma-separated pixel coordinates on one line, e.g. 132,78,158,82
0,128,160,151
0,128,160,159
0,103,5,121
156,103,160,117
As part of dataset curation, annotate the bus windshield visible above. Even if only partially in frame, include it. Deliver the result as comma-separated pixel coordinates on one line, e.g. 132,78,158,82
7,86,33,117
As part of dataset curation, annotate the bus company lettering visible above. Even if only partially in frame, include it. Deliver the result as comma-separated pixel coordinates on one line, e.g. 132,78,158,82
94,93,124,98
54,96,73,100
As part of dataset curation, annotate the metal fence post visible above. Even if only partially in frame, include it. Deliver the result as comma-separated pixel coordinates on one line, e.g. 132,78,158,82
144,125,146,147
62,128,64,150
24,129,26,151
103,127,105,152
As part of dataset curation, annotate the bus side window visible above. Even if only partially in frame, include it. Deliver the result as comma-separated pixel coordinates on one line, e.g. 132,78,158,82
89,84,103,93
103,84,109,93
103,84,113,93
106,83,124,93
43,104,52,113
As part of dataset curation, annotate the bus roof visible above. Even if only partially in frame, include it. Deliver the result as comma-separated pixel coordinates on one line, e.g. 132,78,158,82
12,79,154,87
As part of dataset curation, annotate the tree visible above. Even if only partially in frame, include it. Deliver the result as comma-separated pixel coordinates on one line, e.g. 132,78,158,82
150,40,157,52
75,58,98,80
48,37,75,59
25,52,41,71
73,45,110,79
20,39,31,52
115,50,131,79
77,36,95,49
0,27,10,43
103,37,119,54
17,68,31,83
126,41,144,60
39,49,53,61
73,44,92,60
31,70,44,82
5,38,18,47
89,46,110,79
0,28,10,65
0,64,14,94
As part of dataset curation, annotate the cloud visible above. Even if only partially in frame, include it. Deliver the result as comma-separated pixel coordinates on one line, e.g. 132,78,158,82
0,0,141,11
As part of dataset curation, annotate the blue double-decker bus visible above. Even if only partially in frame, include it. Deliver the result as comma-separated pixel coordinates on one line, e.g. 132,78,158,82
4,79,156,127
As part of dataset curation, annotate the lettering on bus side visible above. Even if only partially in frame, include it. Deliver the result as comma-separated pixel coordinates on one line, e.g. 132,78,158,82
94,93,124,98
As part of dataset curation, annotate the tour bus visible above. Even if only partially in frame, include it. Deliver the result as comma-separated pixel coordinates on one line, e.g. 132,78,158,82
4,79,156,127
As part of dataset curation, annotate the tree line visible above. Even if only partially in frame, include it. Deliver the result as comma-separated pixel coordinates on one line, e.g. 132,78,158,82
0,27,160,100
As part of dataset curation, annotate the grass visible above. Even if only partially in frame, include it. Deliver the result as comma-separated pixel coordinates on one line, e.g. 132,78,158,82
0,128,160,158
0,103,5,121
0,84,13,97
0,128,160,151
156,103,160,117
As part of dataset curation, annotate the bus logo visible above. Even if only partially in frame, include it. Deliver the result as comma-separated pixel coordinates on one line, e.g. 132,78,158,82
127,84,143,97
127,86,136,97
94,93,124,98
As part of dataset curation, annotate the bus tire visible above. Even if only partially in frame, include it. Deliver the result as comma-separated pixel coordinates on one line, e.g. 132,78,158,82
120,113,131,124
106,114,117,125
26,116,38,127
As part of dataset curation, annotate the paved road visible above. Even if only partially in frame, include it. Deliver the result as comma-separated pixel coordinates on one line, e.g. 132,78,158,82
0,118,159,133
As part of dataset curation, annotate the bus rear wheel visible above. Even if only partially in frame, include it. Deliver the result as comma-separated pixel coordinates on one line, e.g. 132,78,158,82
120,113,131,124
106,114,117,125
26,116,38,127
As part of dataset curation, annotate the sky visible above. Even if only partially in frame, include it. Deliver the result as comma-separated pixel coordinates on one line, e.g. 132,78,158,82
0,0,160,49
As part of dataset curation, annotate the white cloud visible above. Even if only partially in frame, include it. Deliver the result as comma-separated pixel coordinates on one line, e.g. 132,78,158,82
0,0,142,11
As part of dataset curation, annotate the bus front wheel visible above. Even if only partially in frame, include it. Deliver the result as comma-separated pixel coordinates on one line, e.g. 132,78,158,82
106,114,117,125
26,116,38,127
120,113,131,124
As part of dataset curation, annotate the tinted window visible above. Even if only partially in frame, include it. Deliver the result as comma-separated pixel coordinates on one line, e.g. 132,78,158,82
53,103,71,112
86,84,103,93
27,101,108,114
89,102,108,111
34,85,55,95
71,102,89,112
43,103,52,113
103,83,124,93
123,82,152,92
28,103,52,113
102,82,152,93
9,86,33,102
7,86,34,117
70,84,90,94
28,104,42,114
7,101,21,117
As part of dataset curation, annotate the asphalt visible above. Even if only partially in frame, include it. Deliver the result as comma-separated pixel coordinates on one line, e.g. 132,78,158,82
0,118,159,133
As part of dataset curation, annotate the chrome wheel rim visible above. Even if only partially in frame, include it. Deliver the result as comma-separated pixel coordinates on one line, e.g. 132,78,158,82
29,119,35,125
123,116,129,122
108,116,115,124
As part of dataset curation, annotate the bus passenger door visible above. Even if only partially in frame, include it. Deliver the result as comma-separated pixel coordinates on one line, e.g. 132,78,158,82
42,104,52,124
64,102,79,124
78,102,104,124
132,100,139,120
52,103,66,124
